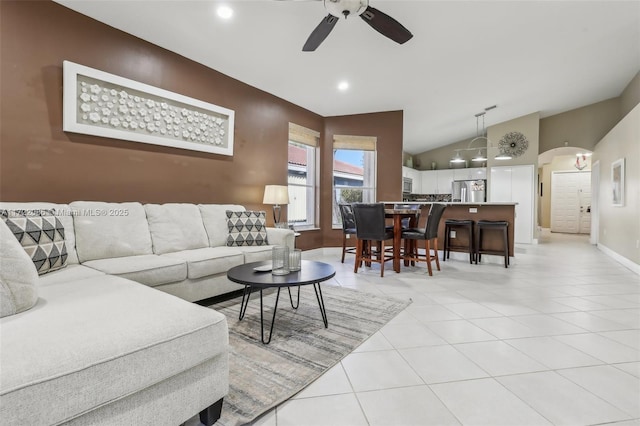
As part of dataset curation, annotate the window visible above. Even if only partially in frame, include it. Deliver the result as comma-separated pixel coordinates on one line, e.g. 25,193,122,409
332,135,377,227
288,123,319,229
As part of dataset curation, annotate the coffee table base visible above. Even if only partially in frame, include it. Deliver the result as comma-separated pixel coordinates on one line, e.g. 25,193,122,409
238,283,328,344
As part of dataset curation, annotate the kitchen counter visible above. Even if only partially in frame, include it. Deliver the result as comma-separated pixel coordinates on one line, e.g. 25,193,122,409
384,201,516,257
384,201,517,206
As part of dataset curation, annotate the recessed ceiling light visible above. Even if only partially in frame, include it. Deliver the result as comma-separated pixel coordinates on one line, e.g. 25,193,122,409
217,5,233,20
338,81,349,91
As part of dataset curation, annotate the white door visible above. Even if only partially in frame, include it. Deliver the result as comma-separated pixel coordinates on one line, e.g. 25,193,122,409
577,172,592,234
551,171,591,234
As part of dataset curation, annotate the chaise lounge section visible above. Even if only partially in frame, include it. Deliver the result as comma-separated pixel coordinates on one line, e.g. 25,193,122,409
0,201,295,425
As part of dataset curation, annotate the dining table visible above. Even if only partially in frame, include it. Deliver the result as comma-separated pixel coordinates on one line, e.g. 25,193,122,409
384,208,421,273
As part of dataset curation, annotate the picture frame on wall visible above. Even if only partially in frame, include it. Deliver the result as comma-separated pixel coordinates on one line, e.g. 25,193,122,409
611,158,625,207
63,61,235,156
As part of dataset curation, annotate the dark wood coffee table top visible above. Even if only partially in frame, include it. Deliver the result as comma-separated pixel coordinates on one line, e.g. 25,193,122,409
227,260,335,288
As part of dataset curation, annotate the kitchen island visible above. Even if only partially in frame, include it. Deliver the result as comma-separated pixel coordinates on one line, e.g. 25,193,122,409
384,202,517,257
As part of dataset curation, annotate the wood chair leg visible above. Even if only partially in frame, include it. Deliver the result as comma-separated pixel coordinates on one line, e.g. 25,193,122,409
379,240,385,277
425,240,434,276
341,234,347,263
354,239,362,273
433,237,441,271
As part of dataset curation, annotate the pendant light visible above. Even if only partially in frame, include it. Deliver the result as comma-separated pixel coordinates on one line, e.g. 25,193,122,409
450,149,465,164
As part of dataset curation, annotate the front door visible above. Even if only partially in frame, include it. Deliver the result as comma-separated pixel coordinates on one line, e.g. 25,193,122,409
550,171,591,234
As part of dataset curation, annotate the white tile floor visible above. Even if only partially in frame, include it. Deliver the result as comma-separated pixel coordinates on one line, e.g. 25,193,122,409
251,231,640,426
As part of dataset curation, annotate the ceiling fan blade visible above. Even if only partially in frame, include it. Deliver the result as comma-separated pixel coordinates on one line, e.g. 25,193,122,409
302,14,339,51
359,6,413,45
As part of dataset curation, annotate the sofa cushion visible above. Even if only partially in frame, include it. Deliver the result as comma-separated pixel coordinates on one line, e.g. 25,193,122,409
0,274,228,426
236,245,279,264
1,209,68,275
163,247,245,279
226,210,269,246
144,203,209,255
70,201,153,262
0,221,39,318
0,202,79,264
198,204,246,247
37,265,105,288
83,255,187,287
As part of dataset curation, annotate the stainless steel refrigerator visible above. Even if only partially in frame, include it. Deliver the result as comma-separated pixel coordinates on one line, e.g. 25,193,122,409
452,179,486,202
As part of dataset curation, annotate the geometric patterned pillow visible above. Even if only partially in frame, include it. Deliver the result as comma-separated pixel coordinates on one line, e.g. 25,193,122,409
225,210,269,246
0,209,68,275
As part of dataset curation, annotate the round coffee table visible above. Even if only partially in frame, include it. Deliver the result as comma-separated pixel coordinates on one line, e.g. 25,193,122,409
227,260,336,344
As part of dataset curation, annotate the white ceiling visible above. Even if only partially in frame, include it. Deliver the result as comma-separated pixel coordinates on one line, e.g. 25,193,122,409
54,0,640,154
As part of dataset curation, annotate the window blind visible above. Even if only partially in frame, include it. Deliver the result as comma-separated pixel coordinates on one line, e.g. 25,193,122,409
333,134,377,151
289,123,320,147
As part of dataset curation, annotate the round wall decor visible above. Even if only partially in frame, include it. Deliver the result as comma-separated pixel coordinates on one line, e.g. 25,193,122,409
499,131,529,158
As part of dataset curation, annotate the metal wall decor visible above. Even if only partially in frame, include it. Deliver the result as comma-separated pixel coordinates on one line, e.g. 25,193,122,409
63,61,234,156
499,131,529,158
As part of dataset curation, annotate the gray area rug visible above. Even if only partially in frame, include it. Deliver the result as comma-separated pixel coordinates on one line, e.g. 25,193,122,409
210,284,411,426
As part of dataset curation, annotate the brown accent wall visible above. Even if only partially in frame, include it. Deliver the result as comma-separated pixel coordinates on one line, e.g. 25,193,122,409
0,1,404,250
322,112,404,248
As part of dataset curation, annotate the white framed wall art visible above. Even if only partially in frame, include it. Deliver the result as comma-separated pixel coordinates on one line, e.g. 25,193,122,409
63,60,235,156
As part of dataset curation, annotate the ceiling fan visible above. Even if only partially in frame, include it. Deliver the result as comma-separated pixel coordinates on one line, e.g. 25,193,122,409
302,0,413,51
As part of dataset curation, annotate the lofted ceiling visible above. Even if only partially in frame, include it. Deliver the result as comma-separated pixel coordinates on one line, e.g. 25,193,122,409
53,0,640,155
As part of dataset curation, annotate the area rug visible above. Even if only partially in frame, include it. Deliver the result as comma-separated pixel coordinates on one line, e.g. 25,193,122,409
209,284,411,426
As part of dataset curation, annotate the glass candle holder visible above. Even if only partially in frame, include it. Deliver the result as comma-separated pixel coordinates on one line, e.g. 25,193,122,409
271,246,290,275
289,249,302,272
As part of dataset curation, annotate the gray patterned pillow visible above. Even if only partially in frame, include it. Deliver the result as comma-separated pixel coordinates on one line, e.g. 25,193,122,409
1,209,68,275
226,210,269,246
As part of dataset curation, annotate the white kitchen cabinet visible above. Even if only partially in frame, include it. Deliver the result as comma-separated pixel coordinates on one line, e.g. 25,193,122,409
421,170,438,194
489,165,535,244
402,166,422,193
453,167,487,181
436,169,454,194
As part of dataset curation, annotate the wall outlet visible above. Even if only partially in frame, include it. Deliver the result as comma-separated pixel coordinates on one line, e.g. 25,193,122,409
636,240,639,249
469,208,478,213
450,230,457,238
346,234,351,239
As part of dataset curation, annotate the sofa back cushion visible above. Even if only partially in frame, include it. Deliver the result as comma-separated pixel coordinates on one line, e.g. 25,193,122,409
0,220,39,317
70,201,153,262
144,203,209,254
0,202,79,264
198,204,246,247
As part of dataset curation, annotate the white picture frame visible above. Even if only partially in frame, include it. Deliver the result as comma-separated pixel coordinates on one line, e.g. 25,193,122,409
63,61,234,156
611,158,625,207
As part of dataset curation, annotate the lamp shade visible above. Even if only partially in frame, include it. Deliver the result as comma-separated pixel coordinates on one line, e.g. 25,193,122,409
263,185,290,205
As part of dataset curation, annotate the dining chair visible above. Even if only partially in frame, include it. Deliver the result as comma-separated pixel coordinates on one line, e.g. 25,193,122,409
352,203,395,277
338,203,357,263
401,203,447,276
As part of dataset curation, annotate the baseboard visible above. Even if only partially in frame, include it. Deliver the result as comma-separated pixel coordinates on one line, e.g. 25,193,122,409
597,243,640,275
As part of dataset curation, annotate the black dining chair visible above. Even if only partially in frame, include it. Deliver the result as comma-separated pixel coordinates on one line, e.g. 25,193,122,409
352,203,395,277
338,203,357,263
401,203,447,276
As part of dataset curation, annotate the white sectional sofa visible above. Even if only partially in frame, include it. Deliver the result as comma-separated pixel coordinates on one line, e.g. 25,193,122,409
0,201,295,425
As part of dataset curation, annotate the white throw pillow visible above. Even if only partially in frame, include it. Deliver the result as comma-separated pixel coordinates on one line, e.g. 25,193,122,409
144,204,209,254
0,220,39,317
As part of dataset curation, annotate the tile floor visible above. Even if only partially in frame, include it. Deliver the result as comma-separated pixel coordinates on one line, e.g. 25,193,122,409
252,231,640,426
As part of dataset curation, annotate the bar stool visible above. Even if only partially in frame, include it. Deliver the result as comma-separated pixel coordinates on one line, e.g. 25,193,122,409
475,220,509,268
443,219,475,264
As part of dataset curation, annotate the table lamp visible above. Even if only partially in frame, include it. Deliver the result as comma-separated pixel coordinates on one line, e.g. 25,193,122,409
263,185,289,226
